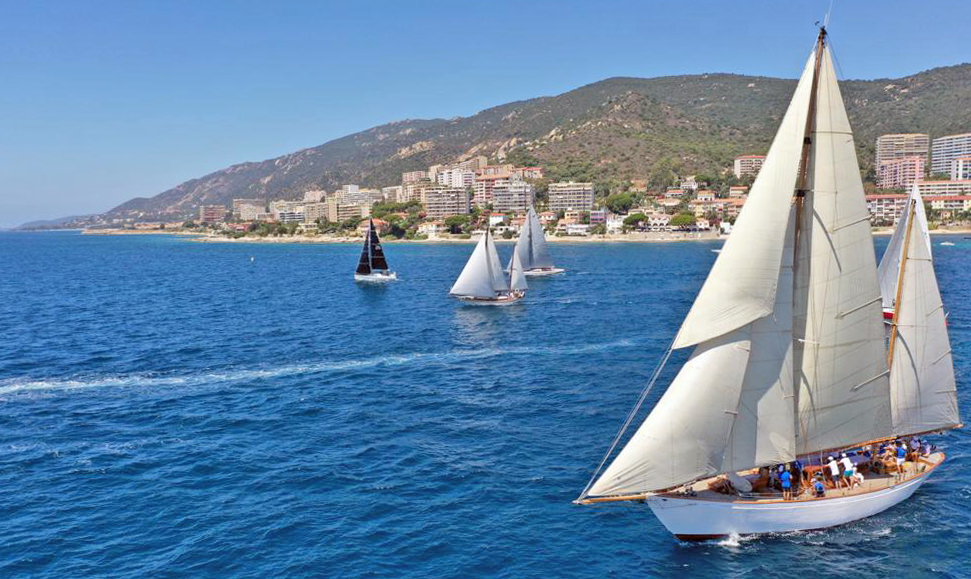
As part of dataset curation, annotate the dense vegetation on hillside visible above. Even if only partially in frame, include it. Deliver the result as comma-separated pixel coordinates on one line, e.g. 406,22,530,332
104,64,971,221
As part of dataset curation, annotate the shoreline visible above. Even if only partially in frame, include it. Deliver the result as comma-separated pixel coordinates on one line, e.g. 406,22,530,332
72,227,971,244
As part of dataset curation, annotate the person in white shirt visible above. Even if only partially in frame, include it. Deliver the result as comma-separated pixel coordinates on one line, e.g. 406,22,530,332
826,456,842,489
839,453,855,489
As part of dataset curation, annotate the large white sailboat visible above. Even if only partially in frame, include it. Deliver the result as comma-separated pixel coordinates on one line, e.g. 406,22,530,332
509,207,564,276
576,28,961,540
450,228,528,305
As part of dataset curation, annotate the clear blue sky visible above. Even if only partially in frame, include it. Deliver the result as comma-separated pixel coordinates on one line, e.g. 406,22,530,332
2,0,969,228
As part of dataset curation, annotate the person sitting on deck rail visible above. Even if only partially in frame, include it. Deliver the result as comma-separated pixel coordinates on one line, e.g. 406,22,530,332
779,466,792,500
826,456,842,489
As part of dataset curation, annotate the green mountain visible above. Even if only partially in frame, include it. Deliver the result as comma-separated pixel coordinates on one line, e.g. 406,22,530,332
100,63,971,221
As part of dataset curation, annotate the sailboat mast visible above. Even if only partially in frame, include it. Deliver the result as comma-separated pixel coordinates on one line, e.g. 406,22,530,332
887,199,917,368
790,27,827,439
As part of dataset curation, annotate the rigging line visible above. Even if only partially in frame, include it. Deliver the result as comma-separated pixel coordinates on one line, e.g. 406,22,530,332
576,339,676,501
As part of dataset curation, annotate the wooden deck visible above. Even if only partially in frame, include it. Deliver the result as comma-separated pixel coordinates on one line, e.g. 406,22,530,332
672,452,944,505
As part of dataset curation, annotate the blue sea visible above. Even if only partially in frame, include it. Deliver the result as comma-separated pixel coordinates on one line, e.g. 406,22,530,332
1,231,969,578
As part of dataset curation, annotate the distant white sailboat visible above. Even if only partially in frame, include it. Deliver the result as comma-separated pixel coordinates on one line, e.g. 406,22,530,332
576,28,961,541
509,207,564,276
450,228,527,305
354,219,397,282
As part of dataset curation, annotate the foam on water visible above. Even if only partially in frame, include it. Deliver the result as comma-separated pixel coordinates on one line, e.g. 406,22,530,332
0,338,634,396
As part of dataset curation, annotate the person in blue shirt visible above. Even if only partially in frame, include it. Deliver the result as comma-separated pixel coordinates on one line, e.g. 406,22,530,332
895,441,908,479
779,466,793,500
813,476,826,498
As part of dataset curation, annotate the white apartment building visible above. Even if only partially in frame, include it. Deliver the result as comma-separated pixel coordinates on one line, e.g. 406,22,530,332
865,194,908,224
932,133,971,175
492,180,535,213
916,179,971,196
951,157,971,181
875,133,929,165
237,203,269,221
422,187,471,219
269,200,305,221
437,168,476,189
927,195,971,215
232,198,263,218
326,198,370,222
876,156,925,190
548,181,594,212
733,155,766,178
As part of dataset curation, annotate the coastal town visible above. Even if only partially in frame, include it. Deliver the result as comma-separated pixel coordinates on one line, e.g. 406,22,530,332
90,131,971,241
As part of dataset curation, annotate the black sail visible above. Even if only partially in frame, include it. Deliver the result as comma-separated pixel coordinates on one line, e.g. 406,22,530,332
369,222,390,271
356,227,372,275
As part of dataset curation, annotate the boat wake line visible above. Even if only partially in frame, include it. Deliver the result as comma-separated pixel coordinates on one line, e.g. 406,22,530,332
0,338,636,397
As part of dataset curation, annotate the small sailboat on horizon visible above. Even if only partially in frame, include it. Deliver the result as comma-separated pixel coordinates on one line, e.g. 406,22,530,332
509,207,564,277
575,27,961,541
450,228,527,305
354,219,397,282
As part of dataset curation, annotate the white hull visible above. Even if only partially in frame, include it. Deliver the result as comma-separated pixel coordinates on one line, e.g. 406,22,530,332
524,267,565,277
354,271,397,283
452,293,524,306
647,462,937,540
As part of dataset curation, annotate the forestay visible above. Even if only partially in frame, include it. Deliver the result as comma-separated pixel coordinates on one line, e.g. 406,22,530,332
888,200,960,435
792,46,893,456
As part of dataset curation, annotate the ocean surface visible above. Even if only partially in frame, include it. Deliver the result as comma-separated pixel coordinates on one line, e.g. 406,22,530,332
1,231,969,578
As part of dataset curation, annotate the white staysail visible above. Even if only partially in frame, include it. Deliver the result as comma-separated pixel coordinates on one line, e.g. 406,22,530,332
889,201,960,435
450,230,505,298
511,208,554,271
509,250,529,292
587,211,797,496
673,50,817,349
877,184,933,310
792,46,893,455
485,230,508,292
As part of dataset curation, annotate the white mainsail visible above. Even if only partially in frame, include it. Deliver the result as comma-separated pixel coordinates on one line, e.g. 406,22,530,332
511,208,555,271
450,229,508,298
888,199,960,435
510,250,529,292
792,46,893,456
673,50,816,349
877,183,933,310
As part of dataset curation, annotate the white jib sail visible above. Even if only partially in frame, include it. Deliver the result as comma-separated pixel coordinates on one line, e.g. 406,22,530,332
877,183,933,310
673,49,817,349
889,201,960,435
793,46,893,456
587,210,797,497
509,249,529,292
450,232,501,298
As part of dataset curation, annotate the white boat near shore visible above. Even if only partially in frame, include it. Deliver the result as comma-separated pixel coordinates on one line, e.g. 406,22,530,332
509,207,565,277
450,228,528,305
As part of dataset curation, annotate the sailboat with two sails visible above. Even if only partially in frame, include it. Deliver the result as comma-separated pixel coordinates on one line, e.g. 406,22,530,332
576,28,961,540
354,219,397,282
509,207,564,276
450,228,528,305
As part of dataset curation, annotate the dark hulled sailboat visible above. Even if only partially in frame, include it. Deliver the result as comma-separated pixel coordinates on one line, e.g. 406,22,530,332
354,219,397,282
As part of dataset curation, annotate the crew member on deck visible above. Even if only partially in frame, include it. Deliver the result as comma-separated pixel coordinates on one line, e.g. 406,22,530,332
826,456,842,489
780,466,792,500
840,453,855,488
895,441,907,478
